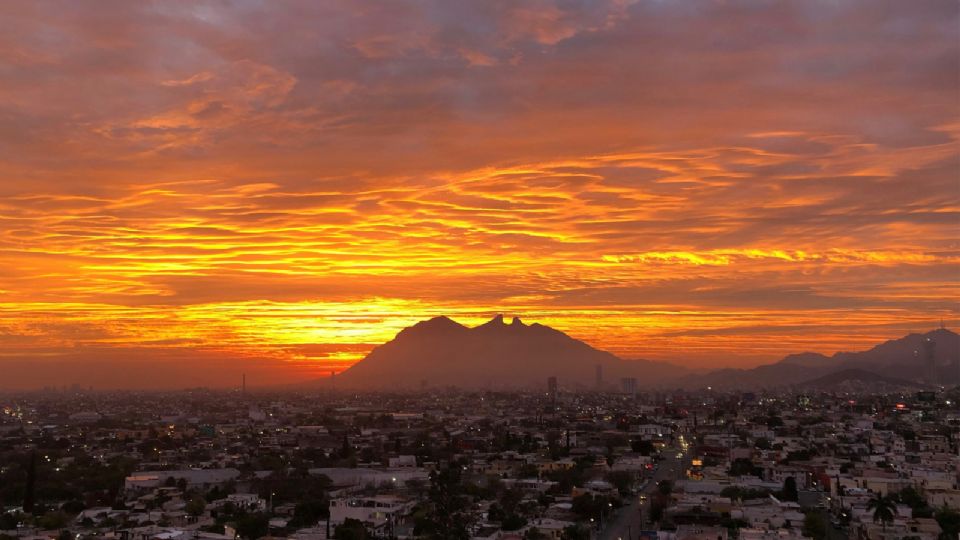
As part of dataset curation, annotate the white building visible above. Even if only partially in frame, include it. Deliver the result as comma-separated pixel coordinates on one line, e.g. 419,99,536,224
328,496,414,529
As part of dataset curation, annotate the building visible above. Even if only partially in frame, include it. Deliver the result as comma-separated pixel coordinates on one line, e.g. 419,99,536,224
328,496,414,530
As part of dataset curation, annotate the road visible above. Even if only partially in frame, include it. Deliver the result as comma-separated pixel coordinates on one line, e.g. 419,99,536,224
599,449,686,540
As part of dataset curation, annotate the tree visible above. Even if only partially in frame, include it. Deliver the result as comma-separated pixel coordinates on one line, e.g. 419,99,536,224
333,518,369,540
659,480,674,496
38,511,69,530
23,452,37,514
487,502,506,522
234,513,269,540
571,493,605,520
867,493,896,529
289,498,328,528
524,528,549,540
415,465,469,539
632,439,655,455
186,496,207,518
61,500,85,514
650,499,666,523
782,477,799,502
607,471,634,495
802,512,828,540
897,487,933,518
729,458,759,478
406,478,427,498
561,525,590,540
502,513,527,531
0,512,21,531
935,506,960,540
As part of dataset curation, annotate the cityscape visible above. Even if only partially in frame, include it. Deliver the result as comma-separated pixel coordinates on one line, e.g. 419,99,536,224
1,382,959,540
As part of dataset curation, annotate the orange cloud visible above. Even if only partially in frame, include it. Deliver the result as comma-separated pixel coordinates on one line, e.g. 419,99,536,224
0,0,957,388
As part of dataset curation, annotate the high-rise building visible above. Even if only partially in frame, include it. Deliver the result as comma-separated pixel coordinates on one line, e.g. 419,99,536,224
621,377,637,397
547,376,558,396
595,365,603,389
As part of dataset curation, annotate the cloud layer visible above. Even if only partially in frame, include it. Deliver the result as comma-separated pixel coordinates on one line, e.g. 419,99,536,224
0,0,957,388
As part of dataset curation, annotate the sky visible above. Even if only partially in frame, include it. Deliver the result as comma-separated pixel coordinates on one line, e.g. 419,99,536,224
0,0,958,389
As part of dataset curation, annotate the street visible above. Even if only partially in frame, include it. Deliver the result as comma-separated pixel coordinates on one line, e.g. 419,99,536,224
599,448,686,540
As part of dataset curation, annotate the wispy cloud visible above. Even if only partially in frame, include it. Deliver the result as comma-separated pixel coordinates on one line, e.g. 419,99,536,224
0,0,957,387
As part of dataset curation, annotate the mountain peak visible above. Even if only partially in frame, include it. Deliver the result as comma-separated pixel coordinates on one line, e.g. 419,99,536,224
334,314,686,389
477,314,506,329
928,327,957,338
400,315,467,336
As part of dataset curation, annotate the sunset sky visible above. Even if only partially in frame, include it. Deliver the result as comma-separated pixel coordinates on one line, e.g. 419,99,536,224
1,1,958,388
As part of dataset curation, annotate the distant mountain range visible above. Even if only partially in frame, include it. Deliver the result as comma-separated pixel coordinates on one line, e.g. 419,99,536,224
325,316,959,391
795,369,926,391
685,327,959,390
331,315,686,390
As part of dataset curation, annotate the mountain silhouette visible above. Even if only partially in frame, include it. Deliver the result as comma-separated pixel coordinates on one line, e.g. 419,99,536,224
686,327,959,389
331,315,686,390
796,368,927,390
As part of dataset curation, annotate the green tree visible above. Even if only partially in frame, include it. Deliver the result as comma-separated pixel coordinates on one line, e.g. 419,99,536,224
632,440,655,455
186,496,207,518
659,480,674,496
289,498,328,528
524,527,549,539
897,487,933,517
38,511,69,530
935,507,960,540
867,493,896,529
561,524,590,540
607,471,634,495
415,465,469,539
61,500,85,514
23,452,37,514
333,518,369,540
234,513,269,540
782,477,799,502
729,459,758,477
502,513,527,531
0,512,21,530
802,512,828,540
571,493,602,520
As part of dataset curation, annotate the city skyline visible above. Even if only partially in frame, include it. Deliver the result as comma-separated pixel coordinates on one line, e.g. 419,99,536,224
1,0,958,388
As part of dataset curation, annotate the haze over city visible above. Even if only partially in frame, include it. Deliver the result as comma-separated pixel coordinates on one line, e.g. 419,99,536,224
1,0,958,389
